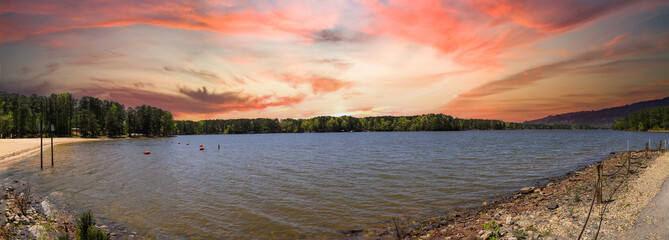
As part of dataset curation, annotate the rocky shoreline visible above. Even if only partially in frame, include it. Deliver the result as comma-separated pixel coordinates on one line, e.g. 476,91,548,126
359,149,668,240
0,178,139,239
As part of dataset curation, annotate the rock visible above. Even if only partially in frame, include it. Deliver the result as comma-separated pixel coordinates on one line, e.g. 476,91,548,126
509,237,518,240
479,230,491,239
533,189,541,193
547,203,559,210
342,229,363,235
505,216,513,225
41,199,53,217
518,220,530,227
28,225,44,239
482,201,488,206
461,235,479,240
520,187,535,194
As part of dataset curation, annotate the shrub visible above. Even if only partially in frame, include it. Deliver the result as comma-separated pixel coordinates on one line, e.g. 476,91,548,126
76,210,109,240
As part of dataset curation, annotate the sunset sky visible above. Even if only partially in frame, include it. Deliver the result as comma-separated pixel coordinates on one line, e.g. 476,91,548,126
1,0,668,121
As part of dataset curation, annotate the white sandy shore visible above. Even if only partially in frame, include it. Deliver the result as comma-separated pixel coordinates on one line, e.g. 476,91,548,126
0,138,106,168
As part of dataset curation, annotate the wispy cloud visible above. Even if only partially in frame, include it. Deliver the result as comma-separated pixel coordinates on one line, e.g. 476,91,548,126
279,74,352,94
164,66,225,84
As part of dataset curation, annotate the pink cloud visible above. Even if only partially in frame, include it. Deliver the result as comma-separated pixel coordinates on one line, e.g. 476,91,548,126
279,74,352,94
360,0,645,66
0,0,340,44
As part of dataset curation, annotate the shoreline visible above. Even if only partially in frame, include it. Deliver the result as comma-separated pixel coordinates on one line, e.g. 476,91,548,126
0,138,110,170
0,137,137,239
360,149,669,239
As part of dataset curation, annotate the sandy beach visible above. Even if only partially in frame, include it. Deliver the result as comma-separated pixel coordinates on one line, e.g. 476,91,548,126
0,138,105,168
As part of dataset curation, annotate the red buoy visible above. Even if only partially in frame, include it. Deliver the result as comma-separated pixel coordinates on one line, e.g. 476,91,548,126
144,151,151,154
200,147,204,151
199,144,203,147
178,142,181,144
186,143,189,145
171,141,173,143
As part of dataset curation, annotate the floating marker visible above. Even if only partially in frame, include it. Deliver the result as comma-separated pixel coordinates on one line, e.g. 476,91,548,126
178,142,181,144
200,147,204,151
199,144,203,147
186,143,190,145
144,151,151,154
171,141,173,143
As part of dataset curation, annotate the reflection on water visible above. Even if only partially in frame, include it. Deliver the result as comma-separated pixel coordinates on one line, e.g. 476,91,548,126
2,130,668,238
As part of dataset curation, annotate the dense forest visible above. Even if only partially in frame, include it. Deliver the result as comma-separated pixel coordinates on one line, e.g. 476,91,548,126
528,96,669,126
0,92,603,138
612,106,669,131
0,92,174,138
175,114,601,135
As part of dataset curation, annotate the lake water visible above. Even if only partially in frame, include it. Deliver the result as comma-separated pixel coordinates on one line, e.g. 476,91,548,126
2,130,668,238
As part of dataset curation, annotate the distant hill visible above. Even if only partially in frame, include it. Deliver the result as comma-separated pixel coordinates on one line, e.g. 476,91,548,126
527,96,669,127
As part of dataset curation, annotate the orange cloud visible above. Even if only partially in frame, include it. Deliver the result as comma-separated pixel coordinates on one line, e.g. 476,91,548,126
361,0,645,66
279,74,352,94
0,0,340,44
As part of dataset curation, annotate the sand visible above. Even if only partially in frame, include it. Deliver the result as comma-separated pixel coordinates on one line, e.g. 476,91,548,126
0,138,105,168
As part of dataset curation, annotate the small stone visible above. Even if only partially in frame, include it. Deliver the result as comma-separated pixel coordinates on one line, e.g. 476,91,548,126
505,216,513,225
534,189,541,193
520,187,535,194
509,237,518,240
547,183,555,187
479,230,491,239
461,236,478,240
482,201,488,206
547,203,559,210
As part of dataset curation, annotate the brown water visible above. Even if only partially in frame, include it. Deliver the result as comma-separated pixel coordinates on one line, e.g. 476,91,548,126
2,131,668,238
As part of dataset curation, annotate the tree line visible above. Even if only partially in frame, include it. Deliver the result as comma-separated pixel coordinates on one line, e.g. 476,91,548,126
0,92,174,138
175,114,602,135
0,91,604,138
612,106,669,131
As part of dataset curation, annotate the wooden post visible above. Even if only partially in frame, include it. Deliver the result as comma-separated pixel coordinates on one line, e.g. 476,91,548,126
596,164,603,204
50,123,54,167
40,120,43,170
626,152,630,175
660,140,664,151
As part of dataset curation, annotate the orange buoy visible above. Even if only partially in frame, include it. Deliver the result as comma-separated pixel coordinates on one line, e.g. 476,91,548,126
144,151,151,154
186,143,189,145
171,141,173,143
199,144,203,147
199,147,204,151
178,142,181,144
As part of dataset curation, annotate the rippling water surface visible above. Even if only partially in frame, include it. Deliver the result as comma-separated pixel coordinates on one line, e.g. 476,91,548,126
3,130,668,238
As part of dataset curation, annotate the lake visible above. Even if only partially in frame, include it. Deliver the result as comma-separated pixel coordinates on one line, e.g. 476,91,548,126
2,130,668,238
